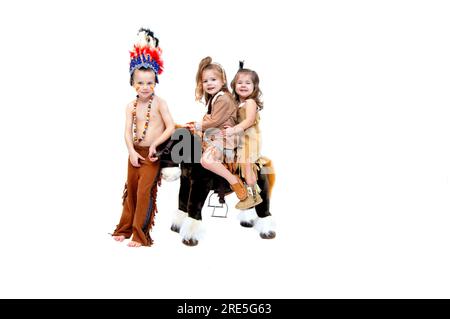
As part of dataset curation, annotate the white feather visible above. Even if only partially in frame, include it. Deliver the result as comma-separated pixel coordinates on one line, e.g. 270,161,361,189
136,31,155,48
137,31,148,47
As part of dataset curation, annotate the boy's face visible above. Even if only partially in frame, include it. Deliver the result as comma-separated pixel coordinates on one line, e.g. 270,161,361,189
235,73,254,100
133,69,156,98
202,69,224,96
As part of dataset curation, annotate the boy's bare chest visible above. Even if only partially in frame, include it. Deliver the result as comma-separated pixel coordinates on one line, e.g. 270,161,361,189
135,106,160,122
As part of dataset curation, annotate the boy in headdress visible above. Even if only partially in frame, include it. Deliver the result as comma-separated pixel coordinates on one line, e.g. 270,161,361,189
112,28,175,247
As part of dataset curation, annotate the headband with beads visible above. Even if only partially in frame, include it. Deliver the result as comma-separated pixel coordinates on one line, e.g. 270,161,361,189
129,28,164,83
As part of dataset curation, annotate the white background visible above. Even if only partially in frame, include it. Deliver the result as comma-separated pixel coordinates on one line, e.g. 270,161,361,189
0,0,449,298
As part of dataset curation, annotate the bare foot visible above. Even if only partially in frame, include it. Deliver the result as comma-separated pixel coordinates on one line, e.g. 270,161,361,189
127,241,142,247
113,235,125,242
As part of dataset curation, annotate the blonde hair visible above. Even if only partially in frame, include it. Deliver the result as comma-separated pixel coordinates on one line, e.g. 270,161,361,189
195,56,230,104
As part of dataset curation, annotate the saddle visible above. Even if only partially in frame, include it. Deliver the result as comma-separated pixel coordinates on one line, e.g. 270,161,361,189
154,128,234,203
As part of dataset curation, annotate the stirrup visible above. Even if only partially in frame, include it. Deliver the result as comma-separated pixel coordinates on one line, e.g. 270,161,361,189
207,192,228,218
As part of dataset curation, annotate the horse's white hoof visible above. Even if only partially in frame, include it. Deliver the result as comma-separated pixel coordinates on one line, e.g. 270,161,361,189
240,221,254,228
237,210,257,228
170,210,187,233
182,238,198,246
179,217,204,245
260,231,276,239
254,216,276,239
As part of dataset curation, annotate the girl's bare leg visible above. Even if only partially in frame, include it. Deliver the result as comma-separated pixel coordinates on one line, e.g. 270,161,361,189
201,147,238,184
243,162,256,186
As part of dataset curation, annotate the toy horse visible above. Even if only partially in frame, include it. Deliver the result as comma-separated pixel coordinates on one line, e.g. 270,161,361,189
158,128,276,246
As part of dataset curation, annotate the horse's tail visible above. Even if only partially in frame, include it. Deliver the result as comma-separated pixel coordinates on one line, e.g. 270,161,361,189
259,156,275,198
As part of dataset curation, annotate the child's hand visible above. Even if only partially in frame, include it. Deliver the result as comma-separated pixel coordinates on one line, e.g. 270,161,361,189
183,121,196,133
223,125,243,136
130,151,145,167
218,125,229,137
148,144,158,162
223,126,235,136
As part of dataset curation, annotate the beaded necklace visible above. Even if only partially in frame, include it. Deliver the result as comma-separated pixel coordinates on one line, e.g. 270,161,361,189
132,93,154,144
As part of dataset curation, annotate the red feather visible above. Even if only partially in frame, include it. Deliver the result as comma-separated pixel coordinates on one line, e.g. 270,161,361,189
129,44,164,74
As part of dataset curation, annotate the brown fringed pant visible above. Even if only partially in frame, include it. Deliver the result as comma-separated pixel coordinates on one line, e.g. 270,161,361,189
112,145,160,246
